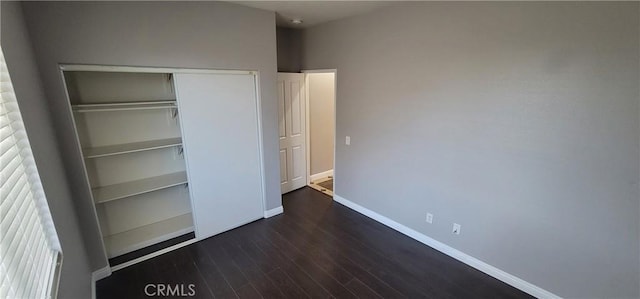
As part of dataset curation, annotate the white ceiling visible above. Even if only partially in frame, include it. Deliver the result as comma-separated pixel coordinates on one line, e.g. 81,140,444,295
231,1,397,28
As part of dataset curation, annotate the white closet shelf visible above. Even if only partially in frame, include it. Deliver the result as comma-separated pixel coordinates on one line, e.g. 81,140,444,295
103,213,193,258
93,171,188,204
72,100,177,112
83,137,182,158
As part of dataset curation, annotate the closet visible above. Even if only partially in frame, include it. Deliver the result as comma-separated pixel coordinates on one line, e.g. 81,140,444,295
62,67,265,263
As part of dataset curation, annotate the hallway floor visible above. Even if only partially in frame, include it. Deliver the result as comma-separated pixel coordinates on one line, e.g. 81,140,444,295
309,177,333,196
316,179,333,191
96,187,530,298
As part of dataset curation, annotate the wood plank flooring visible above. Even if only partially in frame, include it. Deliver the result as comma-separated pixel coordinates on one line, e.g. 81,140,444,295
96,187,532,299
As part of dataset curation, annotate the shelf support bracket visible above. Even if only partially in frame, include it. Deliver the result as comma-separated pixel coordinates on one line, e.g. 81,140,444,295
171,107,178,119
167,107,179,126
174,145,184,160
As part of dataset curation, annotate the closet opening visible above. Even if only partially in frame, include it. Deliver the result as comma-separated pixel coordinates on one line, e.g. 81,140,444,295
62,65,266,272
62,69,196,267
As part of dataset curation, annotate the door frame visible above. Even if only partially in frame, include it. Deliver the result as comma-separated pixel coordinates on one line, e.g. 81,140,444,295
301,69,337,195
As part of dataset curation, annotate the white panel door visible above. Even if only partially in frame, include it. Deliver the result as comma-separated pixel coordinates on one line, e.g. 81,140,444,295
277,73,306,194
174,73,263,239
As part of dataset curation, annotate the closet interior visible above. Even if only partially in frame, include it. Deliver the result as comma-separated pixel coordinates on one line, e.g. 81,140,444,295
63,71,194,260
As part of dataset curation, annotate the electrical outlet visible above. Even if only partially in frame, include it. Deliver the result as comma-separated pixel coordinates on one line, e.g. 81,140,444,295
426,213,433,224
452,223,461,235
345,136,351,145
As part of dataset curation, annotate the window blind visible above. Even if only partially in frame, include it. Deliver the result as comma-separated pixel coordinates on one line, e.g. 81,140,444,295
0,47,62,298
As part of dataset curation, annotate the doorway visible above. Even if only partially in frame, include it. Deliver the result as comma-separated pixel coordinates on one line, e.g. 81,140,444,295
277,71,336,196
304,71,336,196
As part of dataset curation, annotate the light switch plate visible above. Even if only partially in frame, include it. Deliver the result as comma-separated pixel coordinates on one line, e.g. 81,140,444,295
345,136,351,145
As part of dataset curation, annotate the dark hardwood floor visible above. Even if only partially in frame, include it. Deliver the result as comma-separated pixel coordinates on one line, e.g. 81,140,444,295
97,187,532,299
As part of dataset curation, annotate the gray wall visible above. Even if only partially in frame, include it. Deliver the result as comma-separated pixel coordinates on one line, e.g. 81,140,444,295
302,2,640,298
1,2,93,298
277,27,302,72
21,1,281,271
308,73,335,175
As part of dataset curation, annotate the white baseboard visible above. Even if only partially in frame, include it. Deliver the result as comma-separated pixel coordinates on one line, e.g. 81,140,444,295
333,194,561,299
91,266,112,299
310,169,333,182
264,206,284,218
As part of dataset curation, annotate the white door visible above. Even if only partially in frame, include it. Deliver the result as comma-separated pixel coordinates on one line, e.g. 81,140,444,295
174,72,264,239
277,73,307,194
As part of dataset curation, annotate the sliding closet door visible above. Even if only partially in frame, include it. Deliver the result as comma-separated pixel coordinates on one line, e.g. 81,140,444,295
174,73,263,239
